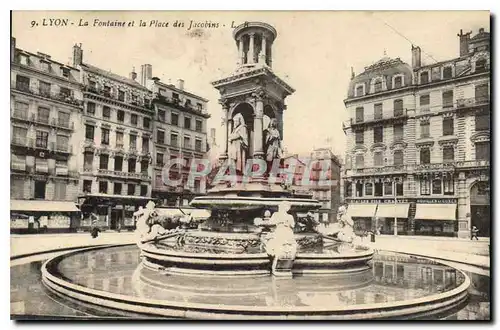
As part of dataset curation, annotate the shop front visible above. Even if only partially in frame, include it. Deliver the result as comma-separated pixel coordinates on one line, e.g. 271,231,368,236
346,204,377,234
375,203,410,235
414,203,457,237
10,200,81,234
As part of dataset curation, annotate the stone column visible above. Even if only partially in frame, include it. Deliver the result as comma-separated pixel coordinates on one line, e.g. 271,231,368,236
252,94,265,159
457,171,469,238
220,100,229,160
248,33,255,64
259,34,267,64
237,38,243,65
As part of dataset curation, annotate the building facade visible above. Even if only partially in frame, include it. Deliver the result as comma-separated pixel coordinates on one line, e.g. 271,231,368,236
342,28,490,238
10,37,82,232
147,77,210,206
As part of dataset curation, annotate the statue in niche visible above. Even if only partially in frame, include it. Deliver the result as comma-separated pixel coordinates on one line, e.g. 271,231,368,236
228,113,249,173
264,118,283,162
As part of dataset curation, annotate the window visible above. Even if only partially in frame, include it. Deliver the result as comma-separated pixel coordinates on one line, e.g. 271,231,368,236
99,154,109,170
475,84,489,102
197,103,203,111
355,107,364,123
355,182,363,197
83,180,92,193
127,184,135,196
394,150,404,165
420,94,430,111
443,117,454,136
344,182,352,197
59,87,71,97
89,80,97,90
116,131,124,148
356,85,364,97
13,101,29,119
442,90,453,108
58,111,70,127
117,110,125,122
114,156,123,171
143,117,151,129
141,160,149,173
140,185,148,196
443,67,452,79
183,136,191,149
475,58,487,72
39,81,51,97
114,183,122,195
195,139,202,152
374,103,383,120
195,120,203,132
420,71,429,84
396,180,404,196
142,137,149,153
19,55,29,66
53,181,65,200
102,106,111,119
171,133,178,147
36,131,48,148
171,113,179,126
84,152,93,171
374,152,384,167
87,102,96,115
420,177,431,195
420,148,431,164
384,181,393,195
475,142,490,161
432,178,442,194
365,183,373,196
131,114,138,126
129,134,137,150
101,128,110,145
374,80,382,92
355,130,364,144
185,99,192,108
12,127,27,145
16,75,30,92
62,68,70,78
355,154,364,168
41,61,50,72
103,85,111,97
374,126,383,143
128,158,136,173
444,176,454,195
34,181,46,199
184,117,191,129
394,76,403,88
56,135,69,151
475,113,490,131
393,99,404,117
172,92,179,100
158,110,166,122
420,122,430,138
443,147,454,163
118,90,125,102
99,181,108,194
156,152,164,166
393,124,404,141
157,130,165,144
374,181,383,197
37,107,50,123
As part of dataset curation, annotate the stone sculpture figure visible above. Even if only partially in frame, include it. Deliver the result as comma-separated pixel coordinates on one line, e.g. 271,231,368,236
264,201,298,276
228,113,249,173
264,118,283,162
134,202,157,244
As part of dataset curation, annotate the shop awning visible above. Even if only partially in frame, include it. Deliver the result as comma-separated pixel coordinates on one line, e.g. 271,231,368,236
376,204,410,218
346,204,377,218
156,208,211,219
10,200,80,213
414,204,457,221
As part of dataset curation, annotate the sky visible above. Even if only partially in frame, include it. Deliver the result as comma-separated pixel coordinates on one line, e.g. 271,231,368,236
11,11,490,160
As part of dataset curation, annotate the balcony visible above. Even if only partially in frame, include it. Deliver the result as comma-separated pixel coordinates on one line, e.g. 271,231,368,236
13,84,82,107
153,94,209,116
51,142,72,154
11,110,29,121
457,96,490,109
11,137,28,147
414,162,455,173
350,164,408,176
11,161,26,172
349,109,408,128
454,160,490,169
52,118,74,130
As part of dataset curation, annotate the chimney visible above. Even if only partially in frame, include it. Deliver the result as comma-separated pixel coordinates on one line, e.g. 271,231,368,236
11,37,15,62
457,29,472,57
479,28,485,34
350,67,355,80
129,67,137,80
72,43,83,67
140,64,152,86
210,128,216,145
411,45,422,68
177,79,185,91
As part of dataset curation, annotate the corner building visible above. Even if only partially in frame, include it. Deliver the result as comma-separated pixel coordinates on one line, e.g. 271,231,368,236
342,28,490,238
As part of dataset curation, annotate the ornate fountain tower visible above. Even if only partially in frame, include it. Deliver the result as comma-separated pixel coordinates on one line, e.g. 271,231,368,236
213,22,295,176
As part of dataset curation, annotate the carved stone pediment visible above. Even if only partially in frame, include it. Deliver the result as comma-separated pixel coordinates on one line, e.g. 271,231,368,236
353,145,368,153
415,138,435,148
470,131,490,143
370,142,387,151
390,140,407,150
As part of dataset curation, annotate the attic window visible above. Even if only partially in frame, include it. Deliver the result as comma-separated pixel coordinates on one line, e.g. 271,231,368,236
420,71,429,84
374,80,382,92
19,54,29,66
394,76,403,88
476,58,487,72
443,67,453,79
62,68,70,78
355,85,364,97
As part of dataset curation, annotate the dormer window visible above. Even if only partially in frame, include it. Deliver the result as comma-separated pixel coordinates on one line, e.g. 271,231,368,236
40,61,50,72
420,71,429,84
62,68,70,78
19,54,29,66
393,76,403,88
374,80,382,93
442,66,453,79
355,85,364,97
475,58,487,72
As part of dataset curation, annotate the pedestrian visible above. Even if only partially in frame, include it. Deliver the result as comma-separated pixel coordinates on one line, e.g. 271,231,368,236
471,226,479,240
90,213,101,239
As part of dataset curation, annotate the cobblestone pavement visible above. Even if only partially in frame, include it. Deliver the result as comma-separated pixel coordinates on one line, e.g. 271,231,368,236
11,232,490,269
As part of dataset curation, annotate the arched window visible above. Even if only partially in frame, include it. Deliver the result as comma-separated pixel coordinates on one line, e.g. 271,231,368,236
374,80,383,93
393,76,403,88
